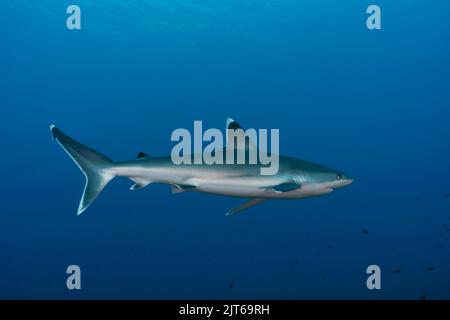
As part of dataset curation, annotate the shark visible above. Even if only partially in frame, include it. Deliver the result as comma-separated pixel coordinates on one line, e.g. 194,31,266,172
50,119,354,215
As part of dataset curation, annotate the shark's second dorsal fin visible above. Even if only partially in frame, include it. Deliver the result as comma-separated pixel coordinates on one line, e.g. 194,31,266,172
225,118,257,151
136,152,151,160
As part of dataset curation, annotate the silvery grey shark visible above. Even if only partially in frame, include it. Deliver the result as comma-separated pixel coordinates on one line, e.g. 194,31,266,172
50,119,354,215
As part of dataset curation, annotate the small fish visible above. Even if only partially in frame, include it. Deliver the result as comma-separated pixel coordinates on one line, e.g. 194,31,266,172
418,295,426,300
229,282,234,289
392,269,401,274
294,258,298,264
321,277,327,280
426,267,435,271
441,224,448,228
437,243,444,248
445,193,450,198
362,229,370,235
328,245,334,249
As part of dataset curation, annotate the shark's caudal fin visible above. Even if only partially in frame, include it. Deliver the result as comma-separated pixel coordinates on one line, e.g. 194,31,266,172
50,125,115,215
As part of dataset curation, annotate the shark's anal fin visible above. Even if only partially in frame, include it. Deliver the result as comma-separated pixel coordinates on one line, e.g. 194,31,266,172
262,182,301,193
226,198,266,215
171,184,196,194
129,177,152,190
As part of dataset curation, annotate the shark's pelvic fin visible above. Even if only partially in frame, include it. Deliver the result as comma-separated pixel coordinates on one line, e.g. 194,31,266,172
50,125,115,215
171,184,196,194
129,177,152,190
226,198,266,215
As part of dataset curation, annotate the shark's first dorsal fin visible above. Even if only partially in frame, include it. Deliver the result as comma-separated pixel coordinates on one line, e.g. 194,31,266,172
225,118,257,151
136,152,151,160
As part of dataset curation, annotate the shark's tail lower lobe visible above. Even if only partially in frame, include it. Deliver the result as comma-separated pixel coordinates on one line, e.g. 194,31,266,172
50,125,115,215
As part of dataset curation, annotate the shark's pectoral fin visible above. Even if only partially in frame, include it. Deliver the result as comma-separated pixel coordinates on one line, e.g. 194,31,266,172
261,182,301,193
171,184,196,194
226,198,266,216
129,177,152,190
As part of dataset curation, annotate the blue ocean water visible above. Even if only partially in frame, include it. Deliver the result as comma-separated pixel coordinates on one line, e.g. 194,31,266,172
1,0,450,299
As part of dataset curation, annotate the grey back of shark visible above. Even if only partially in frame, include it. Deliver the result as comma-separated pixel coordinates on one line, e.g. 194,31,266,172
50,119,354,215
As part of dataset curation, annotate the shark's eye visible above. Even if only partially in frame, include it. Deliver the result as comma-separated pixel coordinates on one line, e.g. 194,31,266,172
336,174,342,180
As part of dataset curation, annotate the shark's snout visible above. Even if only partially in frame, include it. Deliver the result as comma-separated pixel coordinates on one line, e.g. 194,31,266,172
331,173,354,190
343,174,355,186
342,178,354,187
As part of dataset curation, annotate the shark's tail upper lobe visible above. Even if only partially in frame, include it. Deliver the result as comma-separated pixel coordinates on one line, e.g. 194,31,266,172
50,125,115,215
